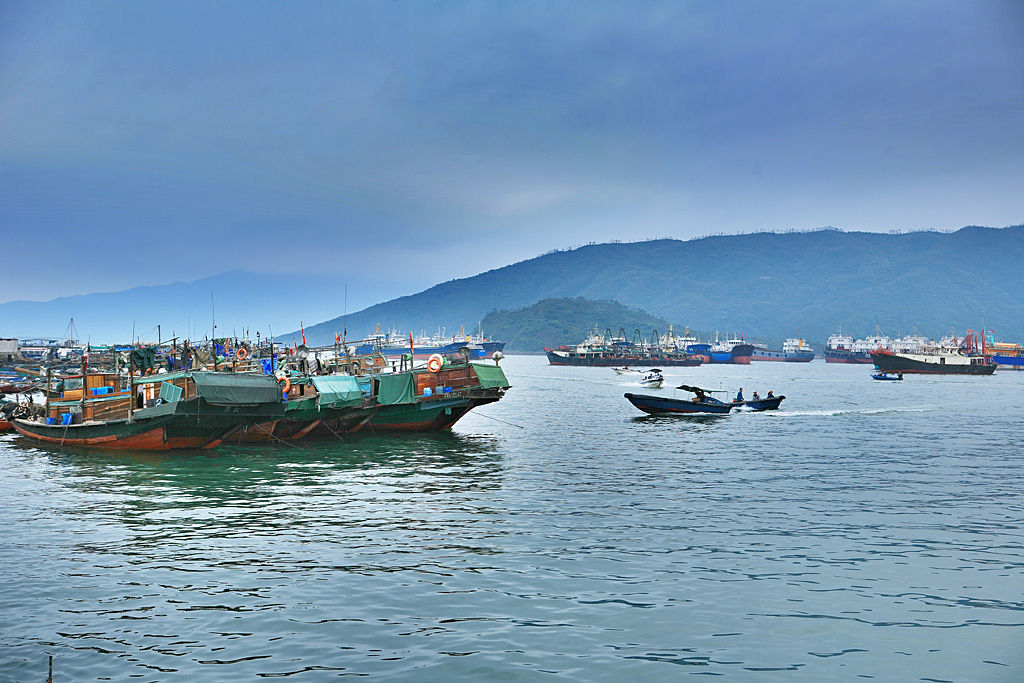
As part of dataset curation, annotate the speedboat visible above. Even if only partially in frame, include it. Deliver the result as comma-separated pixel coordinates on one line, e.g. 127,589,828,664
613,366,637,374
625,384,733,415
871,371,903,380
732,394,785,411
639,370,664,388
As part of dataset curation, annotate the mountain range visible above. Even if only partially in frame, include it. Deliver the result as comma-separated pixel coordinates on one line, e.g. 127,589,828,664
3,225,1022,348
301,224,1024,348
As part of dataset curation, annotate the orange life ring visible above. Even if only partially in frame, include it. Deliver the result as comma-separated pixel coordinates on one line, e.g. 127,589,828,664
427,354,444,373
237,347,248,361
277,374,291,392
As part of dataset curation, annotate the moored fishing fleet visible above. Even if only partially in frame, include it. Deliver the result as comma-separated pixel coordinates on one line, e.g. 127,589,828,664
0,326,511,448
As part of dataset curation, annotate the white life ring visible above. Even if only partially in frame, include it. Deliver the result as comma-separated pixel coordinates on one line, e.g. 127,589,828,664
427,354,444,373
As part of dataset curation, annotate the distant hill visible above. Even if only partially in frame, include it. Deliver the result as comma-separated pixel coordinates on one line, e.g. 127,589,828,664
6,225,1023,347
479,298,697,352
302,225,1024,345
0,271,392,344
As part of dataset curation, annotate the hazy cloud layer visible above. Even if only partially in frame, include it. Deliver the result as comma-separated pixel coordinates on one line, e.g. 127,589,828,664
2,1,1022,307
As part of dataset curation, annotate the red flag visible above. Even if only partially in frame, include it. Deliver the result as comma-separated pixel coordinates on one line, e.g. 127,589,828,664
301,322,306,346
409,332,414,358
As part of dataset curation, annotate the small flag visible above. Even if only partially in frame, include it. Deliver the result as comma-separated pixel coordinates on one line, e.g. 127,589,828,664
301,322,306,346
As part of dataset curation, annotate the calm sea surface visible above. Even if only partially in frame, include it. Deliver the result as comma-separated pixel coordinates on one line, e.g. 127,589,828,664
2,355,1022,681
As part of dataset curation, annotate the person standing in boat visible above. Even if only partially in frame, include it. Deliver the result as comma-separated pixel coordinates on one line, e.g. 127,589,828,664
735,388,743,402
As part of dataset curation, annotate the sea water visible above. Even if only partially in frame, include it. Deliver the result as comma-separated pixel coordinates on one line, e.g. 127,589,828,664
1,355,1022,681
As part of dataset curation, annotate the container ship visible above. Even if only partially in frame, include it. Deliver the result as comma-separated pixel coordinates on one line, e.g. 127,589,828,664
751,338,815,362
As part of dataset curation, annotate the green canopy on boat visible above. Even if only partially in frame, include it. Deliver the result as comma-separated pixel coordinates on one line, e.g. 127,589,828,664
188,372,282,405
471,363,510,389
376,372,416,405
311,375,364,408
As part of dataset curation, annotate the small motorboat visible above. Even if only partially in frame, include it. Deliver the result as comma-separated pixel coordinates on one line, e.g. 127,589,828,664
613,366,637,374
871,371,903,381
732,394,785,411
639,369,664,388
625,384,733,415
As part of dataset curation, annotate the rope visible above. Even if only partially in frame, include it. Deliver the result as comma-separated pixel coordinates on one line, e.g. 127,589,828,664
253,421,303,449
469,411,525,429
320,418,347,441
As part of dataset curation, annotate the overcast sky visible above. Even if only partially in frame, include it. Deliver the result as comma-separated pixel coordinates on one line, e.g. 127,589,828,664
2,0,1022,308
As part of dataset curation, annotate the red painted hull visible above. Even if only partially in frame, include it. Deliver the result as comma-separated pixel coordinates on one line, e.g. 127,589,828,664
11,421,222,450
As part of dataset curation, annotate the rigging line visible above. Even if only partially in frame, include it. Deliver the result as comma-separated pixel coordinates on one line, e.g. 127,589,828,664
470,411,525,429
320,417,347,441
253,420,304,449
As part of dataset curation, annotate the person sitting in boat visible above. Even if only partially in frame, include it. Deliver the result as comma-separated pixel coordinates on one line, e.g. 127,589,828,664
692,388,705,402
767,391,774,398
752,391,759,400
735,388,743,402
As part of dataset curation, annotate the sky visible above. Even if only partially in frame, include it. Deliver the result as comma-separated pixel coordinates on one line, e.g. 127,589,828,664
2,0,1023,310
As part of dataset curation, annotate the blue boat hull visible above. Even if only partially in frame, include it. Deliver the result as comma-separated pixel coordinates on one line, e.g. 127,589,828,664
992,354,1024,370
732,396,785,410
624,392,733,414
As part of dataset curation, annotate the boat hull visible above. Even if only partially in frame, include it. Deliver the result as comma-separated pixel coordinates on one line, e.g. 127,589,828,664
824,350,874,363
733,396,785,410
13,414,226,450
624,392,733,414
12,396,286,450
870,351,996,375
751,350,814,362
545,349,702,367
707,344,755,364
991,354,1024,370
367,393,500,432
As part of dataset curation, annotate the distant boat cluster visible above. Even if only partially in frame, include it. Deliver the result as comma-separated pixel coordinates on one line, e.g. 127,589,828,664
544,326,811,367
825,327,1014,373
546,324,1018,375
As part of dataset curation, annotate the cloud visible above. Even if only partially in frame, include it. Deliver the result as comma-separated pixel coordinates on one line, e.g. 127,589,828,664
1,1,1021,306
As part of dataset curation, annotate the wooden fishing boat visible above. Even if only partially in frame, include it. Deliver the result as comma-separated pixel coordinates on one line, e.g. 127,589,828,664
625,385,733,415
12,371,285,450
228,373,376,442
366,360,510,432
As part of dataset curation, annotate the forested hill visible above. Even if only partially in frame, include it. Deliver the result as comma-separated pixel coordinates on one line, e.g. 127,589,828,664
299,225,1024,346
479,298,681,353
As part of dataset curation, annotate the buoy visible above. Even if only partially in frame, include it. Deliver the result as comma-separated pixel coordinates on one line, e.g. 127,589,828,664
237,347,248,361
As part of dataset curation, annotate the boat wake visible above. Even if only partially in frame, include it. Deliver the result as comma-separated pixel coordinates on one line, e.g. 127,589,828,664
768,406,936,417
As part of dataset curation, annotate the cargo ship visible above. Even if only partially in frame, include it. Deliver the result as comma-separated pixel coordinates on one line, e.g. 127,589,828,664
707,336,754,364
870,350,996,375
870,330,996,375
823,330,894,363
986,332,1024,369
751,338,815,362
545,327,703,367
